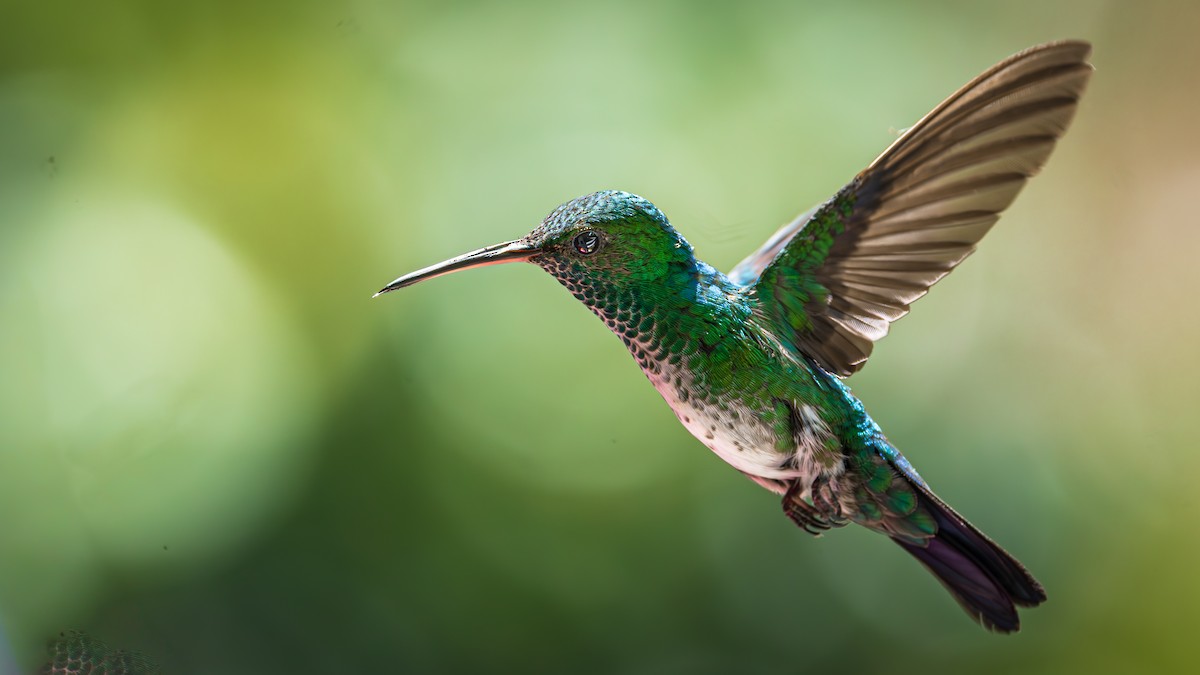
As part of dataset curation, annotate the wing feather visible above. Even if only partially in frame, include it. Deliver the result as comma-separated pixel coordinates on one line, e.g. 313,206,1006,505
737,41,1092,376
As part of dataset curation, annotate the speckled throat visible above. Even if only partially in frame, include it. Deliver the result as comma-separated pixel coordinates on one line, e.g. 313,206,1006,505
535,253,725,375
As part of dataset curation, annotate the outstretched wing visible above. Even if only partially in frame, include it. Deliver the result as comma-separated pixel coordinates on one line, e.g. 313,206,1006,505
737,41,1092,376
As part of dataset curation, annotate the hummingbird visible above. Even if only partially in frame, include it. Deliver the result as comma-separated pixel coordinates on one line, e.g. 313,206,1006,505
377,41,1092,632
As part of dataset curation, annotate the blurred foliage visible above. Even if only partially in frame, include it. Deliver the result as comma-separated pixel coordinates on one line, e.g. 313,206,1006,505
2,1,1199,673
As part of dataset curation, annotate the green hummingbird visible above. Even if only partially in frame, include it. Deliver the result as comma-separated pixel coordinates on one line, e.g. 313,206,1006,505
377,41,1092,632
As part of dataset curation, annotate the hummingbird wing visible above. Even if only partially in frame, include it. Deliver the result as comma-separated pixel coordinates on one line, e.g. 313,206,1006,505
735,41,1092,376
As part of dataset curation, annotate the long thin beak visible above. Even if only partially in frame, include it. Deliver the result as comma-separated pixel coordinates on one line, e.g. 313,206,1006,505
374,239,540,297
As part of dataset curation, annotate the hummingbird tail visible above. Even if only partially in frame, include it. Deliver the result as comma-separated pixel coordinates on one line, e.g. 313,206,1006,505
892,486,1047,633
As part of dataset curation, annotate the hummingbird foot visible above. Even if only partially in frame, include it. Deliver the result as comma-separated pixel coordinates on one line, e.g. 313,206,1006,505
782,476,848,536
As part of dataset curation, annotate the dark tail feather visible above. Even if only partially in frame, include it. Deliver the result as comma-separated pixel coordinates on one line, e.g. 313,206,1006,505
894,488,1047,633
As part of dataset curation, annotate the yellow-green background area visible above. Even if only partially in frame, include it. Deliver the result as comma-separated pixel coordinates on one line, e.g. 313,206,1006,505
1,1,1196,673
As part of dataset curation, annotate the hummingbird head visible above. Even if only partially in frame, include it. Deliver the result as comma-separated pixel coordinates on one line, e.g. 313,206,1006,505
526,190,695,289
375,190,697,299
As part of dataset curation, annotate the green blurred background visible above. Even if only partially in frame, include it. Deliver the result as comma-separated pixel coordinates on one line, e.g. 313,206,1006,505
2,1,1198,673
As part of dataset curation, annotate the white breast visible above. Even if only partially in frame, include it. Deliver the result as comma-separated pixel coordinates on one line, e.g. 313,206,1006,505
646,369,837,483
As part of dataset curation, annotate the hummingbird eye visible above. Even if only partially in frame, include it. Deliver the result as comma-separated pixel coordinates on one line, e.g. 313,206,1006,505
572,230,601,255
